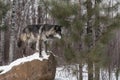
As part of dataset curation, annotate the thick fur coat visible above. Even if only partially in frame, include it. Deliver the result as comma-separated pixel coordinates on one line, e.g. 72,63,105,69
18,24,62,56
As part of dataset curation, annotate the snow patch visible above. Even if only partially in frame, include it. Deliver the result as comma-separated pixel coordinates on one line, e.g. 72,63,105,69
55,64,120,80
0,51,50,75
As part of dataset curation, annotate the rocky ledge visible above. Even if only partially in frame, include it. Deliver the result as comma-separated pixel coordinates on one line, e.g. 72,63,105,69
0,53,56,80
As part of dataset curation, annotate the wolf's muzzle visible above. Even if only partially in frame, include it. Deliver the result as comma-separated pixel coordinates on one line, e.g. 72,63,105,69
54,34,62,39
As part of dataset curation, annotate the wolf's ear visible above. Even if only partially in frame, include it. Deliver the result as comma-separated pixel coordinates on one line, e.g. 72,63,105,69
54,25,62,30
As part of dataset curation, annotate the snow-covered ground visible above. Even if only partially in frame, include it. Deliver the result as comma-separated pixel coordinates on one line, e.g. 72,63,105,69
0,52,119,80
55,65,120,80
55,64,88,80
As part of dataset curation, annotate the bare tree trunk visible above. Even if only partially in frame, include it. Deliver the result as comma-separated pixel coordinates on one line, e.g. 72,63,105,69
9,0,16,62
38,6,42,24
77,1,83,79
0,17,6,65
0,0,11,65
4,29,10,64
0,30,5,65
79,62,83,80
108,66,111,80
95,63,100,80
86,0,94,80
115,68,119,80
88,60,93,80
9,30,15,62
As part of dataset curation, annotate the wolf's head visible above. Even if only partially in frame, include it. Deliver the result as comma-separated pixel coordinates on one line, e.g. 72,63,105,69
45,25,62,40
53,25,62,39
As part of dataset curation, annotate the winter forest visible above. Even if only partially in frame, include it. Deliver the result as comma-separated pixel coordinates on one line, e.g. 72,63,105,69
0,0,120,80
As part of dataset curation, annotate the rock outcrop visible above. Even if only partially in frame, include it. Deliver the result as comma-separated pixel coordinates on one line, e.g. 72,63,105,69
0,54,56,80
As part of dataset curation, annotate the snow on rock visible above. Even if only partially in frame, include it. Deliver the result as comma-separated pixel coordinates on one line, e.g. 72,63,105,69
0,51,50,75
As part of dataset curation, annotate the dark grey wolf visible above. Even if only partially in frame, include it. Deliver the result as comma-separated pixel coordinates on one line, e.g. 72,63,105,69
17,24,62,56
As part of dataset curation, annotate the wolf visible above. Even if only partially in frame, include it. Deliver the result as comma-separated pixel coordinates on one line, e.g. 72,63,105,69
17,24,62,57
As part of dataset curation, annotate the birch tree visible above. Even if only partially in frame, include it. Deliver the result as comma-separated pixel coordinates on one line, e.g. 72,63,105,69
9,0,16,62
0,0,9,65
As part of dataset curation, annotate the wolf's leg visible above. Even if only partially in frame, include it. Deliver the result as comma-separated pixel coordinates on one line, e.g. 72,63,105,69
36,39,39,51
22,45,27,57
36,39,42,57
31,42,36,50
17,39,23,48
39,40,42,57
44,41,47,54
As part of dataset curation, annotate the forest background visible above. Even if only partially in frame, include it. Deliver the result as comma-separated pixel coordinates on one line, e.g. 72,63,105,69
0,0,120,80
